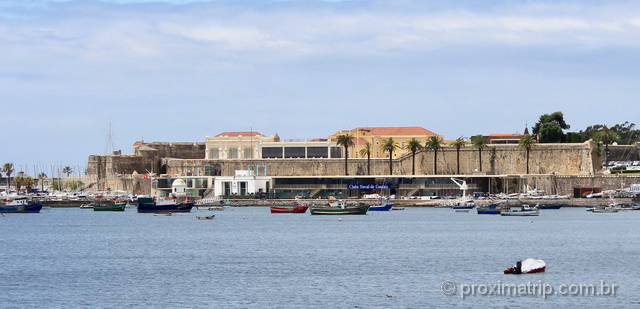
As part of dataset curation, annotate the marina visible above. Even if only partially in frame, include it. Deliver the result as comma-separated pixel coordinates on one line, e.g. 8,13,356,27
1,206,639,307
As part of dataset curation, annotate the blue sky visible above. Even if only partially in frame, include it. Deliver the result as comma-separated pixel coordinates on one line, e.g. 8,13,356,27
2,0,640,175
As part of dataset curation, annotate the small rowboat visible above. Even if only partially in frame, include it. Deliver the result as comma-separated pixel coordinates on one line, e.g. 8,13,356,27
196,215,215,220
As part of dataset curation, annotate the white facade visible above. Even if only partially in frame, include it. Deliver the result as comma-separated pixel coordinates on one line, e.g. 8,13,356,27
213,170,271,197
205,132,341,160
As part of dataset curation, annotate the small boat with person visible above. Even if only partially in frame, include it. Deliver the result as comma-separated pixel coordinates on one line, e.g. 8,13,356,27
504,258,546,274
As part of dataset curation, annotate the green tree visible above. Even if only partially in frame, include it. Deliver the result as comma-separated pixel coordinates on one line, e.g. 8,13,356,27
2,163,14,191
65,180,84,191
405,138,423,175
62,166,73,177
37,173,47,191
580,122,638,145
359,142,372,175
471,135,487,172
336,134,355,176
518,134,537,174
51,179,64,191
381,138,399,175
450,137,467,174
532,111,570,143
593,126,620,167
425,135,444,175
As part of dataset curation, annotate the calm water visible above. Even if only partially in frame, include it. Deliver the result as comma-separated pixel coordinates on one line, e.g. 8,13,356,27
1,206,640,308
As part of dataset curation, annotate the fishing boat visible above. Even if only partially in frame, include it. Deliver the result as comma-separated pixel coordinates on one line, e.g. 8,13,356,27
309,203,370,215
476,203,502,215
0,197,43,213
137,196,193,213
504,258,546,274
270,201,309,213
368,199,393,211
452,201,476,210
588,205,620,213
501,204,540,216
93,200,126,211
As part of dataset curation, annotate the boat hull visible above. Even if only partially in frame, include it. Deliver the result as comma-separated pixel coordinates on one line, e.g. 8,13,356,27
270,205,309,213
0,203,43,213
501,211,539,216
537,204,563,209
93,202,126,211
137,203,194,213
309,205,369,215
368,203,393,211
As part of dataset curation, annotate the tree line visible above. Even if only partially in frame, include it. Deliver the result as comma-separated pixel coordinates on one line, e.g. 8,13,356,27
336,111,636,176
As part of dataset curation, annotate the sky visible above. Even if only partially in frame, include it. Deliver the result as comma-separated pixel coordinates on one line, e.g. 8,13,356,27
2,0,640,176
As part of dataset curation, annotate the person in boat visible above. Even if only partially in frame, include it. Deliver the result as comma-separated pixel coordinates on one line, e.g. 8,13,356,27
514,260,522,274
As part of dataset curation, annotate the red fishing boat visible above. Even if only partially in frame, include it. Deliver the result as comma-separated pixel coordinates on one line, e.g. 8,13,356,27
270,202,309,213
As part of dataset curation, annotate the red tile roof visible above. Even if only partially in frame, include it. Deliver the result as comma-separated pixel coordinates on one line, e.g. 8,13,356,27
354,126,437,136
215,131,265,137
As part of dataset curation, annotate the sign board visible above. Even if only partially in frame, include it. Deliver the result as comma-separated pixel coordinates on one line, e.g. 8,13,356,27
347,184,391,190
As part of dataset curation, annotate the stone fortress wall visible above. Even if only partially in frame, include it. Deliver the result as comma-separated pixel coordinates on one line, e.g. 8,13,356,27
86,141,640,196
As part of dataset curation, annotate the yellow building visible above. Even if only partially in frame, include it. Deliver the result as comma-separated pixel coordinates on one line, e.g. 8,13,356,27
328,127,440,159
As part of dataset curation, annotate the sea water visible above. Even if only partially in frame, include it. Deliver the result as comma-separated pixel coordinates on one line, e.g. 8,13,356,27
1,207,640,308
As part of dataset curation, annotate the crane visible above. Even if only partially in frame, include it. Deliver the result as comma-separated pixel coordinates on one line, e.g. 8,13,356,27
450,178,468,199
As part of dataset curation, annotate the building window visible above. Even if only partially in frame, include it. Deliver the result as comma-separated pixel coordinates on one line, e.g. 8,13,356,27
307,147,329,158
330,147,342,158
244,148,253,159
228,148,238,159
284,147,305,158
262,147,283,159
209,148,219,159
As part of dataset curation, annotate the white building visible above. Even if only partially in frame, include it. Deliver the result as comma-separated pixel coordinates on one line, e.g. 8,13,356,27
205,131,342,160
213,169,271,197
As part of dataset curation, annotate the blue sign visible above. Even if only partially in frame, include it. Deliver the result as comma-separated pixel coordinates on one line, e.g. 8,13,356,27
347,184,391,190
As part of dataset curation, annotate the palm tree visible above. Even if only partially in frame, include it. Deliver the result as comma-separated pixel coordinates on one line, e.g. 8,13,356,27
2,163,14,191
359,142,373,175
405,138,423,175
425,135,444,175
451,137,467,174
380,138,399,175
336,134,355,175
13,174,26,194
37,172,47,192
594,126,620,168
24,176,34,193
518,134,537,174
471,135,487,172
62,166,73,177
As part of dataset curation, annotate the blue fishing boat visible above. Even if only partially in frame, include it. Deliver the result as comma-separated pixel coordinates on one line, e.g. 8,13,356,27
476,204,501,215
368,201,393,211
0,197,43,213
137,196,193,213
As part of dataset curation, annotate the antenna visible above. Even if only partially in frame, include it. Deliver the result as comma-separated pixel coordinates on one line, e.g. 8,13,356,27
105,120,115,155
